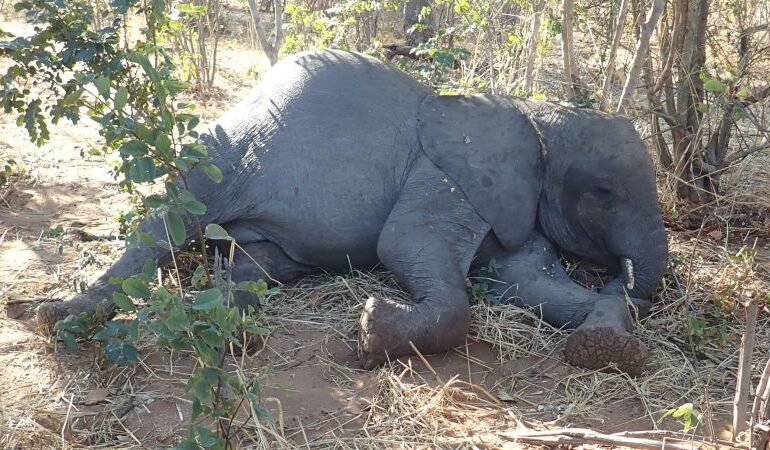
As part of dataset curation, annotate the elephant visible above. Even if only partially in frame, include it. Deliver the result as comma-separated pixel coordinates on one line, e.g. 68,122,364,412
36,50,668,376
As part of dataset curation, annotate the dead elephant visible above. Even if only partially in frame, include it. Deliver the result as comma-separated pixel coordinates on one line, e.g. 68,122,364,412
38,50,668,376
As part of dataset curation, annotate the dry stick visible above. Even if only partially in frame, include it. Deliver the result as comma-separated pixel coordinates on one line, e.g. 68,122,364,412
757,360,770,450
616,0,665,113
500,428,698,450
407,341,441,383
60,393,74,450
734,301,759,441
599,0,628,110
750,359,770,449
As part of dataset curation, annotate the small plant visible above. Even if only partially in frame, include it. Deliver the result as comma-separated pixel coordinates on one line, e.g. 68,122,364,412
659,402,702,433
0,158,16,188
469,259,503,305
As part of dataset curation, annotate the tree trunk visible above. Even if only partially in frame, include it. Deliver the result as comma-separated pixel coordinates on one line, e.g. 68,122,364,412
561,0,577,99
673,0,708,201
616,0,665,112
404,0,434,46
599,0,628,110
247,0,284,65
523,0,543,94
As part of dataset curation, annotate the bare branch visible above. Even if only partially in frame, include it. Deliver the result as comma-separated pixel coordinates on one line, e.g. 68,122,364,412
734,302,759,440
501,428,700,450
598,0,628,110
616,0,666,113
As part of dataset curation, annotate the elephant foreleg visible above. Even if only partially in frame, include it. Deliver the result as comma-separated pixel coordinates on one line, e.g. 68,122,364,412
359,157,491,369
475,232,649,376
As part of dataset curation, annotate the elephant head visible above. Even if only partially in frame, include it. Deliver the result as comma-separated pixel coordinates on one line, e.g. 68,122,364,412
532,103,668,299
417,95,668,299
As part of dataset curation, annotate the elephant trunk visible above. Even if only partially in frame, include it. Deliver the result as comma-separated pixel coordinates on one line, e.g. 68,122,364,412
618,225,668,299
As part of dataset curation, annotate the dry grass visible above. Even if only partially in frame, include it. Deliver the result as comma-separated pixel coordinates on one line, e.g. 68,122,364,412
3,151,769,450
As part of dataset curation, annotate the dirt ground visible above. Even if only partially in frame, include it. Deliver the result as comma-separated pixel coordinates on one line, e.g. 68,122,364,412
3,10,770,450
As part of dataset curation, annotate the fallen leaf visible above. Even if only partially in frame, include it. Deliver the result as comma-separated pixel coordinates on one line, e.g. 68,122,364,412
708,230,723,241
83,388,110,405
497,389,515,402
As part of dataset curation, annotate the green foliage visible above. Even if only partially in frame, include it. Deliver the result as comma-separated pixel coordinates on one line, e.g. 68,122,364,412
0,158,17,188
659,402,702,433
2,0,274,446
405,30,471,89
469,259,503,305
284,0,392,53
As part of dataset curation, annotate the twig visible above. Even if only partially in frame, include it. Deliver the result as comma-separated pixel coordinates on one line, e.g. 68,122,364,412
501,427,699,450
61,393,74,450
734,301,759,441
407,340,440,383
111,411,142,445
750,359,770,449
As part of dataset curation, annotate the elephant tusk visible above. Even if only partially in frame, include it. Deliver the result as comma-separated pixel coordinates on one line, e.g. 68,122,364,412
622,257,635,291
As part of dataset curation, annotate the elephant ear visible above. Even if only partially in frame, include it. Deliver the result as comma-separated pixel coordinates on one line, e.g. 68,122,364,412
417,94,542,250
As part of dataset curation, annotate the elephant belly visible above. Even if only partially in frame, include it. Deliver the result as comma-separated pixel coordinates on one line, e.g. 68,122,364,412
195,50,429,270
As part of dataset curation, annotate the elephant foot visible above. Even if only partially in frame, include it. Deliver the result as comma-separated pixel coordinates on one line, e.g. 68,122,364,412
563,295,649,377
37,302,71,335
358,297,413,369
564,325,649,377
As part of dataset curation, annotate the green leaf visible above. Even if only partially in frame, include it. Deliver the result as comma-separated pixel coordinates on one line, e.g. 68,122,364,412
119,140,148,157
173,158,190,172
704,78,725,93
174,438,201,450
200,164,223,183
198,326,223,348
61,89,84,106
671,403,693,418
191,265,207,288
166,306,188,331
127,52,164,101
166,211,186,246
696,103,709,114
59,330,77,349
129,157,156,183
193,288,223,311
142,258,158,280
155,133,173,159
143,194,165,209
180,190,206,215
114,87,128,110
122,277,150,299
188,367,219,402
237,280,268,295
205,224,231,240
94,76,110,98
112,292,136,311
195,427,223,449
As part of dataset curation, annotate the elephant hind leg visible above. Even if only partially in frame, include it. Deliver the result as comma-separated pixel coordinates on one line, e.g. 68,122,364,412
37,216,171,334
219,238,318,309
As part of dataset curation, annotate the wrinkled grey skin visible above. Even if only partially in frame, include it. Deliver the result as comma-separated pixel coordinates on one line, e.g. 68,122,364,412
37,50,668,375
